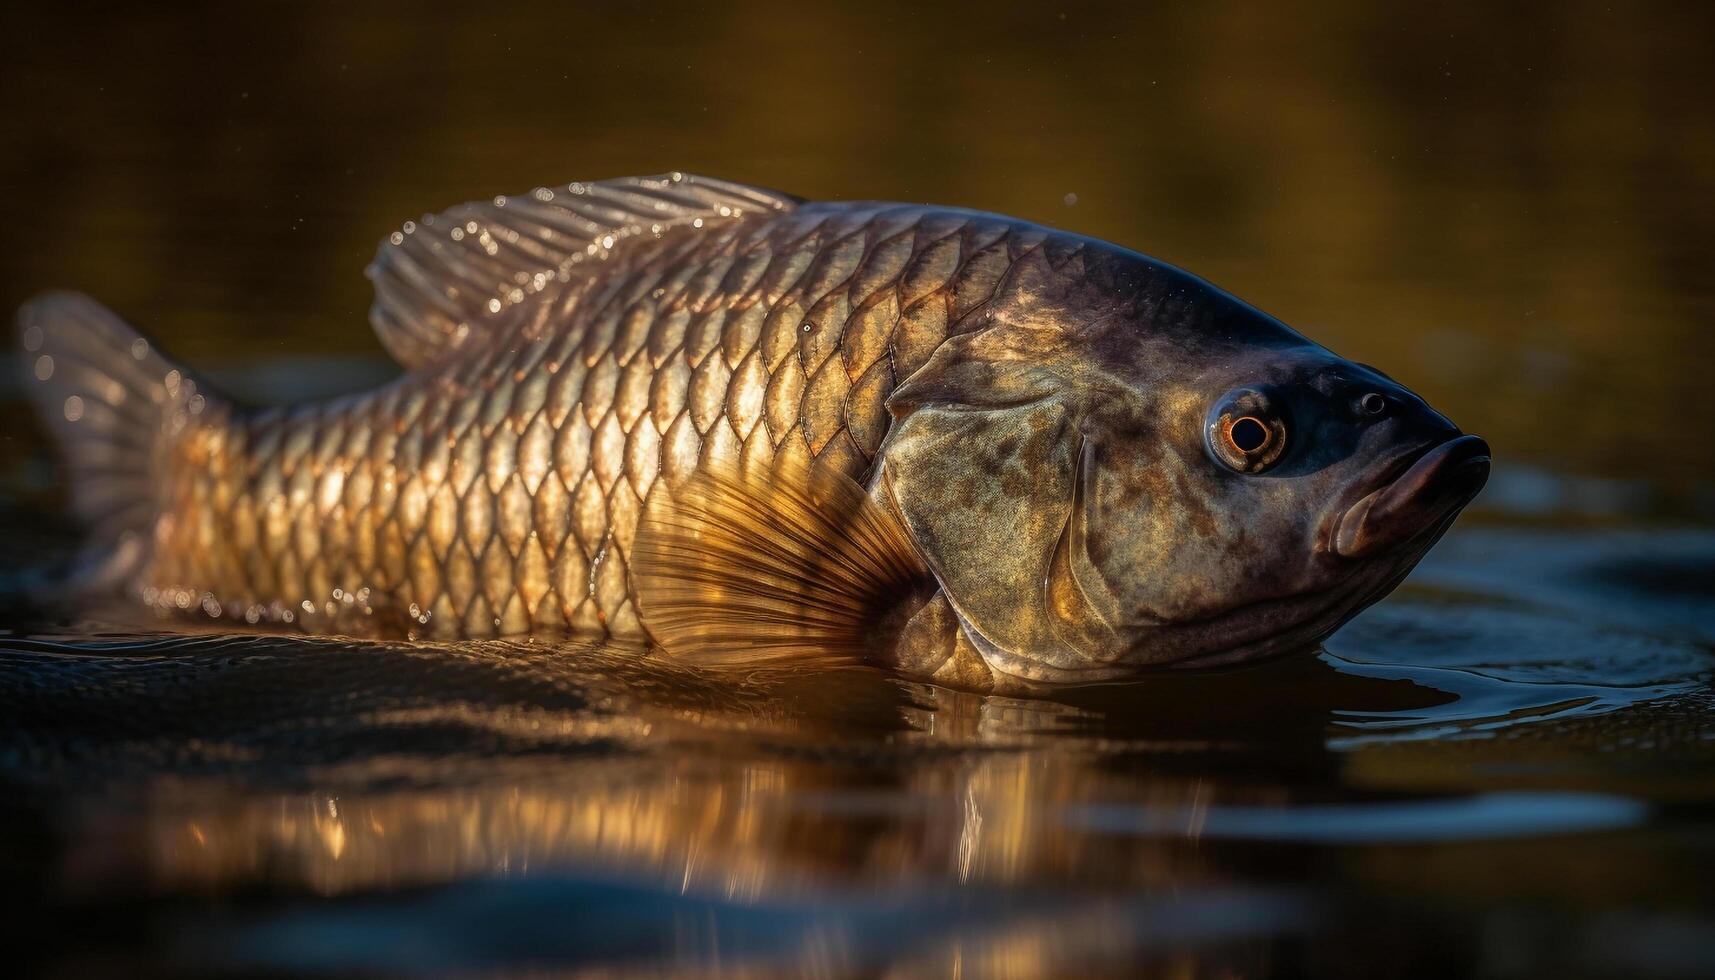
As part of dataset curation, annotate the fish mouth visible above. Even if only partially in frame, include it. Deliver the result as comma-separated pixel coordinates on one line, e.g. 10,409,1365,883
1333,434,1491,559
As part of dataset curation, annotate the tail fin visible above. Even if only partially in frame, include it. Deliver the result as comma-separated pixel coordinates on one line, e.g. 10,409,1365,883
15,292,225,589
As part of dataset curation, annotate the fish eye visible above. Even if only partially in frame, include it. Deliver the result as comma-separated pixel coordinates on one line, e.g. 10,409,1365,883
1206,388,1289,474
1358,392,1387,416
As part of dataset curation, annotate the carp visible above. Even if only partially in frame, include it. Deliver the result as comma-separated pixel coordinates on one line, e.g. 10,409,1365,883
15,173,1489,690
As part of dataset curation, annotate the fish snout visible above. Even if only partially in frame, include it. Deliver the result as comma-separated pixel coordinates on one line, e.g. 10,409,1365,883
1333,434,1491,559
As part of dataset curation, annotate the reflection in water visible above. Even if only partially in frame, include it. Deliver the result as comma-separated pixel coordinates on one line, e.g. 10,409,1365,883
3,3,1715,973
1326,602,1711,746
203,874,1307,977
8,633,1335,974
3,525,1713,973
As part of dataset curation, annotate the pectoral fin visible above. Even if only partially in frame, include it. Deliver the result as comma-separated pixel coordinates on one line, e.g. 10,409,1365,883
631,461,931,668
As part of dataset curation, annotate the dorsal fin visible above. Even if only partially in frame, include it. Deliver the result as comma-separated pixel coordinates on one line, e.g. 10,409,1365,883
632,460,933,669
364,173,799,369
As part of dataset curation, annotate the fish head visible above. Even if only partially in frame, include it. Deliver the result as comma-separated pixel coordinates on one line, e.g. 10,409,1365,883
878,237,1489,684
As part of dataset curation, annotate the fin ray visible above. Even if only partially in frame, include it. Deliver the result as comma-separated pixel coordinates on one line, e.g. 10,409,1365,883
366,173,799,369
632,461,930,668
16,292,227,587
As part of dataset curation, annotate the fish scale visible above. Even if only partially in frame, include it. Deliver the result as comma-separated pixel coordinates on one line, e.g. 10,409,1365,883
133,191,1032,640
19,173,1491,686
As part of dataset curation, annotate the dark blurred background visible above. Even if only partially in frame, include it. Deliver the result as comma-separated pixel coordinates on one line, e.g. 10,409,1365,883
4,6,1715,975
2,0,1712,512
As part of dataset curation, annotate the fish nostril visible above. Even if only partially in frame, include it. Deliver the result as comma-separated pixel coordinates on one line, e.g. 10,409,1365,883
1359,392,1387,416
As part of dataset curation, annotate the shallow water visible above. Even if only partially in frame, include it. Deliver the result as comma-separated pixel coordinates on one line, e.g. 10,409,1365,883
2,525,1712,976
2,2,1714,977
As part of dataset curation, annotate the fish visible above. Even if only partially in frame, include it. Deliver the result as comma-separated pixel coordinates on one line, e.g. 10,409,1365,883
15,172,1490,691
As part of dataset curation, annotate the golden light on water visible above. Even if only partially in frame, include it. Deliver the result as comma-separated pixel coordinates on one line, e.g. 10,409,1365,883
3,3,1713,975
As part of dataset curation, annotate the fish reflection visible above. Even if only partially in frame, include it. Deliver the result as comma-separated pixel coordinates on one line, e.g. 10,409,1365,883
0,630,1342,898
9,642,1327,975
60,692,1311,898
126,755,1227,896
6,603,1708,975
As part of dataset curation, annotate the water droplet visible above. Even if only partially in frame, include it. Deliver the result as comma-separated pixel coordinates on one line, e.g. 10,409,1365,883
493,195,508,207
301,599,315,613
402,220,416,234
1063,192,1078,206
33,355,53,381
130,338,149,360
21,324,43,351
62,395,84,421
450,227,465,241
389,231,405,245
692,217,704,228
600,234,615,249
488,298,503,314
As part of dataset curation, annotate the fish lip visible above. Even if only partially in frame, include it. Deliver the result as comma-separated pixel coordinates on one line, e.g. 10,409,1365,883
1332,434,1491,559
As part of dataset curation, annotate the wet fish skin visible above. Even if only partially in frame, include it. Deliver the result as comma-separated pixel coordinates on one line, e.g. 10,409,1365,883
27,189,1034,640
874,239,1487,684
18,173,1488,688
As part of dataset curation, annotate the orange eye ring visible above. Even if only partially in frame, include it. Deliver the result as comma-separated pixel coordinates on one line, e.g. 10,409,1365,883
1206,388,1289,473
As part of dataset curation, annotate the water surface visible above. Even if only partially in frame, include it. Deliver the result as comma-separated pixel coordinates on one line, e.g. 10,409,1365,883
2,2,1712,976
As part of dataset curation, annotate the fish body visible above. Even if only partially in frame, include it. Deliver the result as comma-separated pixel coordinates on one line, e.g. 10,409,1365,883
16,174,1489,690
